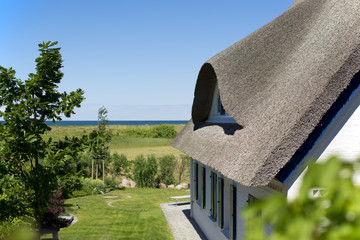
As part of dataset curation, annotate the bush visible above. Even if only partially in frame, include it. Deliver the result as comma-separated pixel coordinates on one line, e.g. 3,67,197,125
175,155,190,184
105,177,121,188
0,218,36,240
150,125,177,138
158,155,176,185
117,125,177,139
71,178,104,197
41,190,68,228
244,157,360,240
110,153,129,177
132,155,158,188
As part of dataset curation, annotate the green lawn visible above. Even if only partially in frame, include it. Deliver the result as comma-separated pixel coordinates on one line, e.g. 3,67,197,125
59,188,188,240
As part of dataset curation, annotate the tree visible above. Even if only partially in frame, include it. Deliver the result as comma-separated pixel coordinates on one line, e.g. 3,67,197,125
244,157,360,240
89,106,111,191
0,41,85,227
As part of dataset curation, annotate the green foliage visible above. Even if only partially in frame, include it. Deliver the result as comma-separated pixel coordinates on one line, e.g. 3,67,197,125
77,178,104,196
110,153,129,177
117,124,177,138
105,177,121,189
89,106,111,158
0,218,36,240
176,155,190,183
244,157,360,240
132,155,158,188
158,155,176,185
0,41,85,224
150,124,177,138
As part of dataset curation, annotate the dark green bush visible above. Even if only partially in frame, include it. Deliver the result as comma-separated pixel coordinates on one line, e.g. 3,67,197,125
117,125,177,139
158,155,176,185
132,155,158,188
150,125,177,138
110,153,129,177
105,177,120,188
71,178,104,197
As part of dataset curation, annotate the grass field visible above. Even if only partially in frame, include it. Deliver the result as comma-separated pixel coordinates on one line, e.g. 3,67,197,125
46,124,185,160
57,188,189,240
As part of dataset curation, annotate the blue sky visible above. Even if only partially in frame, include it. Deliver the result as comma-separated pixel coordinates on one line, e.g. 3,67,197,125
0,0,294,120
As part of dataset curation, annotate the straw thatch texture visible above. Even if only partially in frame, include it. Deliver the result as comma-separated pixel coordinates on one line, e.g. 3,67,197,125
172,0,360,186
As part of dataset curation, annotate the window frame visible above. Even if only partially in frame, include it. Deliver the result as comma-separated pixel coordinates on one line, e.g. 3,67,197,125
194,162,199,201
201,166,206,209
211,172,217,220
218,177,224,229
229,184,237,240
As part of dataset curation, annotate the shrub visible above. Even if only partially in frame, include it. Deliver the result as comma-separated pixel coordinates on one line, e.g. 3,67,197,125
158,155,176,185
150,125,177,138
244,157,360,240
105,177,121,188
176,155,190,183
132,155,158,188
41,190,68,228
72,178,104,197
110,153,129,177
117,125,177,139
0,218,36,240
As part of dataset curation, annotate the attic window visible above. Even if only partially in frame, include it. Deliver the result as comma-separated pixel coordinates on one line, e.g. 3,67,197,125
207,83,235,123
217,94,227,116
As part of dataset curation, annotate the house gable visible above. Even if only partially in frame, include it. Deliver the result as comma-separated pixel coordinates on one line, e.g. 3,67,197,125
173,0,360,187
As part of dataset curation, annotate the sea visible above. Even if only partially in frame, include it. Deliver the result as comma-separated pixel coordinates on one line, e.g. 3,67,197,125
44,120,188,126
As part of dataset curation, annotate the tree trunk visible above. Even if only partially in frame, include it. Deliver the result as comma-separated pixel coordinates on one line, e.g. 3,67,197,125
92,157,94,179
103,158,105,193
96,158,98,180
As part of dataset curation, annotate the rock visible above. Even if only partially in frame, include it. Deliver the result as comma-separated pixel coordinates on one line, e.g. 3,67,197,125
121,178,131,188
129,180,137,188
159,183,167,189
180,183,189,189
168,184,175,189
175,184,183,190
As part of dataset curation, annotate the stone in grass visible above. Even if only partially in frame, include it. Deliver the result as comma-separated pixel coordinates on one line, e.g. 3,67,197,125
129,180,137,188
168,184,175,189
175,184,183,190
121,178,131,188
180,183,189,189
159,183,167,189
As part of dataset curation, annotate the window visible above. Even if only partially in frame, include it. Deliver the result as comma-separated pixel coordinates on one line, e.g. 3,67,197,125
230,185,237,240
218,177,224,229
247,194,257,204
201,167,206,209
211,172,217,220
194,162,199,201
207,83,236,123
247,194,263,234
217,94,227,116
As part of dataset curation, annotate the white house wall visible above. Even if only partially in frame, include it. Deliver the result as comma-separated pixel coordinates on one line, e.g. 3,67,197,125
190,160,276,240
287,87,360,200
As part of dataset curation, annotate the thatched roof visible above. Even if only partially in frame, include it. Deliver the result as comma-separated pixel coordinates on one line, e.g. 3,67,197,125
172,0,360,186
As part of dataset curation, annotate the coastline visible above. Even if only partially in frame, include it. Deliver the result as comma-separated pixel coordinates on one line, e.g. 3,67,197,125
46,120,188,126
